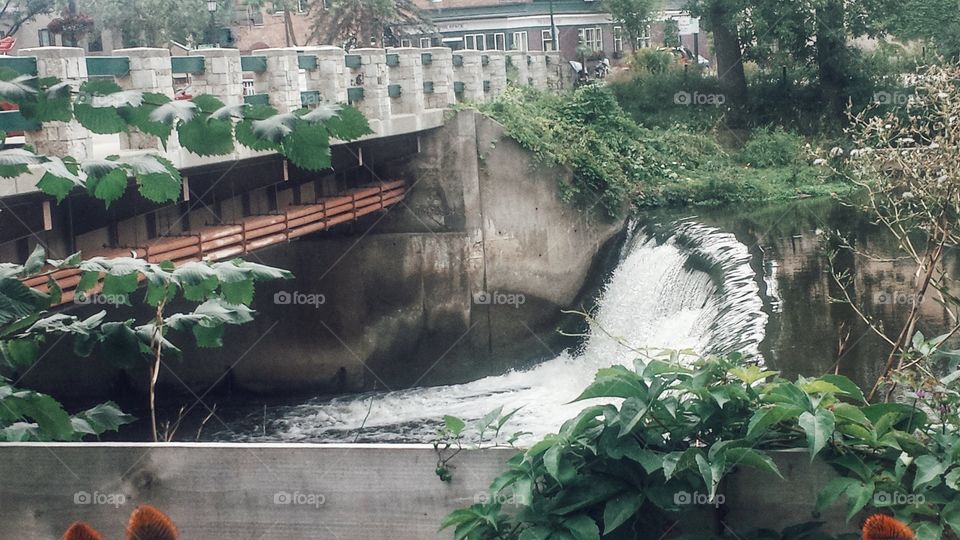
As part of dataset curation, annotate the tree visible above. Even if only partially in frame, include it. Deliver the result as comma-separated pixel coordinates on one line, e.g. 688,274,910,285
661,18,680,48
885,0,960,61
603,0,657,52
308,0,432,48
75,0,224,47
0,0,57,38
687,0,749,127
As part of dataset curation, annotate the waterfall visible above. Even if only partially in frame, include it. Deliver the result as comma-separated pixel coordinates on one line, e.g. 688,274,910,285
212,220,768,443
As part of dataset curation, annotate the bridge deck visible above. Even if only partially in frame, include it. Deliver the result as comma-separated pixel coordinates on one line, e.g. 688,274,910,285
23,180,407,306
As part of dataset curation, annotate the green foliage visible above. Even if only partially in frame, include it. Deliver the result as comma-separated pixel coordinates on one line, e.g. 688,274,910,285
443,351,960,538
740,128,804,168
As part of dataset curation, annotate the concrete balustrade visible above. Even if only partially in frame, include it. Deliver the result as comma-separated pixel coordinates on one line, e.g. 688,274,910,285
187,48,244,106
527,51,549,89
253,48,302,113
114,48,174,151
483,51,508,97
0,45,560,198
386,48,425,133
346,48,390,135
304,46,348,104
19,47,92,158
453,50,485,103
422,47,456,110
505,51,530,87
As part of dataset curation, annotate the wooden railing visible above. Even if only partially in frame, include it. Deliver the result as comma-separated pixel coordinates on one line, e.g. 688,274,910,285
23,180,406,306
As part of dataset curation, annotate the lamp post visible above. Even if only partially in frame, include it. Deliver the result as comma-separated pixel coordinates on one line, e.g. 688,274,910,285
548,0,557,52
206,0,218,47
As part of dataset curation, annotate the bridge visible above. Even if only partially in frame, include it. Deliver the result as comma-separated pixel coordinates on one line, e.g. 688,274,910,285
0,45,564,300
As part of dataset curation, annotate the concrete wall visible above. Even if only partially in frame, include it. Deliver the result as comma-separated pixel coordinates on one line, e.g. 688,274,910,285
0,444,861,539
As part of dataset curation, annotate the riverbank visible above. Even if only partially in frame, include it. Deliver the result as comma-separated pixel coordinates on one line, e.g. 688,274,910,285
478,84,857,213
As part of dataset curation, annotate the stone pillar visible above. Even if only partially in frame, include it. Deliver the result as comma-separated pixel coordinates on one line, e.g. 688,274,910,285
545,51,563,93
483,51,507,98
304,46,347,104
528,51,548,90
422,47,455,109
253,48,302,112
347,48,389,134
188,48,244,106
387,48,424,117
113,47,174,151
505,51,529,88
19,47,92,159
453,50,484,103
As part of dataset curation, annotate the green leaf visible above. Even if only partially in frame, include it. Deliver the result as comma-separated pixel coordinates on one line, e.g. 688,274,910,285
518,527,551,540
1,338,38,368
575,365,646,401
73,102,128,134
818,374,867,403
944,501,960,535
89,168,129,207
71,401,134,435
843,480,874,522
602,492,643,535
443,415,466,435
746,404,803,440
281,121,331,172
192,323,225,348
100,321,141,369
177,116,234,156
22,244,46,275
136,171,182,203
562,515,599,540
0,277,47,325
722,447,782,479
913,455,946,491
815,477,858,514
220,279,254,305
798,408,835,460
325,105,373,141
36,173,76,202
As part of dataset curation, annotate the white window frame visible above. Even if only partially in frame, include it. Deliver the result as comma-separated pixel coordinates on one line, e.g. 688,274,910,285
400,38,413,47
613,26,623,52
38,28,53,47
578,27,603,52
511,31,528,51
420,37,432,48
541,29,553,51
493,33,506,51
637,25,651,49
464,33,486,50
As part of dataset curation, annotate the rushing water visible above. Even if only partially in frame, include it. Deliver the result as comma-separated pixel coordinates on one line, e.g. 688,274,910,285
210,220,767,443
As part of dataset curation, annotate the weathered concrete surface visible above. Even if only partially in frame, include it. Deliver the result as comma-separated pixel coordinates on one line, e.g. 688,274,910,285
0,445,858,538
0,443,512,539
15,110,625,398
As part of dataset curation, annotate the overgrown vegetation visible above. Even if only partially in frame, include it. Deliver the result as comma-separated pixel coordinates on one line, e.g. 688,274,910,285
479,84,851,215
442,351,960,539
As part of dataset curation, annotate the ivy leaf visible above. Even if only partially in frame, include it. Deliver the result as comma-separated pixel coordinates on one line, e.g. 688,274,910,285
281,122,331,171
177,116,234,156
602,492,644,534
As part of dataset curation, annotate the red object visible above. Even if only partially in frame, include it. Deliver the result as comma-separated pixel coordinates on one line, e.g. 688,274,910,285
126,505,179,540
0,36,16,54
62,522,103,540
0,100,24,137
862,514,915,540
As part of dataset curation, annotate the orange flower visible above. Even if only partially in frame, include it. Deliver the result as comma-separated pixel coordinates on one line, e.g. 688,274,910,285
62,522,103,540
862,514,916,540
125,505,179,540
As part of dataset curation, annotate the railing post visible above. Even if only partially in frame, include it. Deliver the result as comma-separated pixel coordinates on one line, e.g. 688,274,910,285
422,47,455,109
387,47,425,126
347,48,389,135
188,48,244,106
483,51,507,98
18,47,92,159
505,51,530,87
253,48,302,112
113,47,174,151
303,46,347,104
453,50,484,103
527,51,548,90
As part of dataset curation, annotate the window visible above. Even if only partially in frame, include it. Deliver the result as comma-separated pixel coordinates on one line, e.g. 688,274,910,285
637,26,651,49
400,38,413,47
273,0,305,13
541,29,553,51
464,34,486,50
37,28,52,47
420,37,432,48
511,31,528,51
613,26,623,52
577,27,603,51
88,32,103,52
493,33,506,51
248,5,264,26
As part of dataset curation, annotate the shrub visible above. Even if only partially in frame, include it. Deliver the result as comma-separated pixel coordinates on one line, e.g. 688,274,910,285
740,128,804,168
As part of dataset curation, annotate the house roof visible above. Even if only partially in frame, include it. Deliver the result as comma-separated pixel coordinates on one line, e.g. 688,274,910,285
425,0,687,22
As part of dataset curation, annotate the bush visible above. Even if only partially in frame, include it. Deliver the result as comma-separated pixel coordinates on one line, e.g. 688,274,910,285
739,128,804,168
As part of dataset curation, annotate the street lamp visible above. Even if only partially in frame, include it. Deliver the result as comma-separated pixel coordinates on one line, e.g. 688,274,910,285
206,0,218,47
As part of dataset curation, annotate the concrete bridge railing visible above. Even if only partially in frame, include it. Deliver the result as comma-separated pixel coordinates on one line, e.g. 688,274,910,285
0,46,563,199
